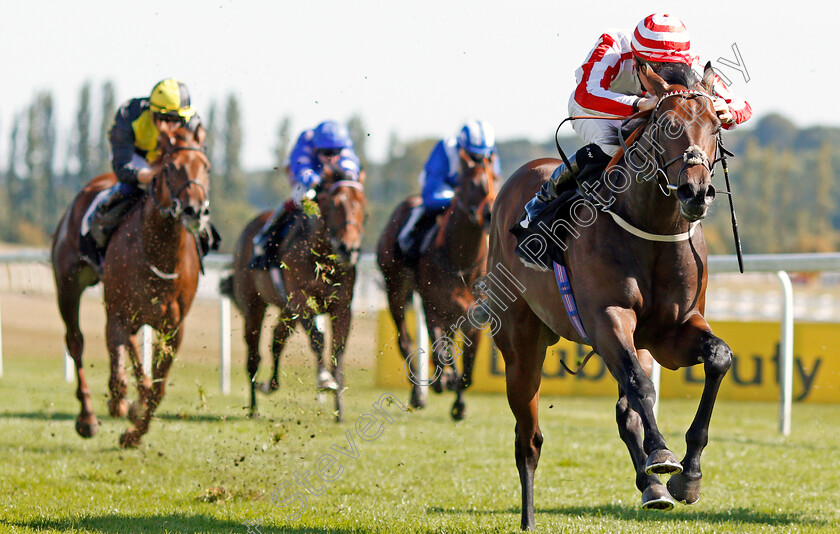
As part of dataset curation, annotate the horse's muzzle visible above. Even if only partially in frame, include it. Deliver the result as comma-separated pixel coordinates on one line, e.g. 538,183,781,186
181,203,210,234
676,183,715,222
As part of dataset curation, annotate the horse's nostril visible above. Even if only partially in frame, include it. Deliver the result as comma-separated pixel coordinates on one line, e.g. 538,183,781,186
705,185,716,200
676,184,696,203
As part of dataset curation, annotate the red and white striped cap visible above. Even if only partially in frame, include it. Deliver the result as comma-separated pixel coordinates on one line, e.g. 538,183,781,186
631,13,695,64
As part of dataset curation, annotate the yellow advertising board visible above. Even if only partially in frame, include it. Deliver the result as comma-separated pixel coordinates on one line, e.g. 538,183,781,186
376,310,839,403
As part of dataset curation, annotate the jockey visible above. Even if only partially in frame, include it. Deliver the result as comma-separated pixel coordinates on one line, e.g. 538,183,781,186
250,120,362,270
518,13,752,229
80,78,202,270
397,120,501,261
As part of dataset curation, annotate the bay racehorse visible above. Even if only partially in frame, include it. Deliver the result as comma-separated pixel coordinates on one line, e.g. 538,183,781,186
52,126,211,448
486,64,732,529
377,150,498,420
221,169,366,422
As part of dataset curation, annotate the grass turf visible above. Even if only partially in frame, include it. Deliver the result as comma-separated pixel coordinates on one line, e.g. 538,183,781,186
0,294,838,533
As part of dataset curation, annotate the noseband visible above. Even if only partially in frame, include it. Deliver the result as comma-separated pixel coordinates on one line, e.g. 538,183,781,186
150,146,209,219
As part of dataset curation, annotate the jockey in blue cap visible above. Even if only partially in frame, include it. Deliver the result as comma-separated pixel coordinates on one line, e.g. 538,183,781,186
397,120,500,261
250,120,362,269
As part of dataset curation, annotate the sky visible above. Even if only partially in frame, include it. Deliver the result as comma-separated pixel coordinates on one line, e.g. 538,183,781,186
1,0,837,172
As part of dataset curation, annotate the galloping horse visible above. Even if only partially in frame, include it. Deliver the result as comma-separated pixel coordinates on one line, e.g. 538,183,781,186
222,169,366,422
377,151,497,420
52,126,211,448
487,64,732,529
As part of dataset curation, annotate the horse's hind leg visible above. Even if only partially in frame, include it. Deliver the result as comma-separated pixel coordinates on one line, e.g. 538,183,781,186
615,349,674,510
383,273,424,407
56,275,98,437
261,312,294,394
660,316,732,505
244,301,268,417
495,310,549,531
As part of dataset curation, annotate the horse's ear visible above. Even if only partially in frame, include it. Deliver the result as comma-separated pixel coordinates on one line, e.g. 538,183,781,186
639,62,669,97
195,124,207,147
459,148,476,169
702,61,717,93
357,167,366,185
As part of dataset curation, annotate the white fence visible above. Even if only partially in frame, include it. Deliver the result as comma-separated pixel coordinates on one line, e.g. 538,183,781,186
1,249,839,435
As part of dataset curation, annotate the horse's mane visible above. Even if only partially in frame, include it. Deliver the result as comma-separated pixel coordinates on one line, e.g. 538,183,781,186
604,63,702,146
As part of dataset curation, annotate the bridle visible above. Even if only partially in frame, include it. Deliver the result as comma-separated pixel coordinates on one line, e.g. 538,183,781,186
618,89,725,196
150,145,209,220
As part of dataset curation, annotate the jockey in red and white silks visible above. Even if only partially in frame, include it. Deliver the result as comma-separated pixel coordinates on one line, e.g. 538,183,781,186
571,13,752,156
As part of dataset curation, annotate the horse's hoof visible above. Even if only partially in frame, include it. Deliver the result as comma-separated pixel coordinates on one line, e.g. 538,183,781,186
443,369,458,392
409,390,425,409
259,380,280,394
451,401,466,421
641,483,675,510
645,448,682,475
75,416,100,438
108,398,129,418
317,370,339,391
667,472,702,504
119,429,142,449
247,410,261,420
128,401,146,426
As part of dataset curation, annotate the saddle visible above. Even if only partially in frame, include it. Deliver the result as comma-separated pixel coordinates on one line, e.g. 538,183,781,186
399,211,441,266
510,163,608,270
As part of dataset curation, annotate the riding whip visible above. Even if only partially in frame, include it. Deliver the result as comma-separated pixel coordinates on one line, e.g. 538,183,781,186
717,131,744,273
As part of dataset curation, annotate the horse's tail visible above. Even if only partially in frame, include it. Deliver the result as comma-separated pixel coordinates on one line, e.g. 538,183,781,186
219,274,234,299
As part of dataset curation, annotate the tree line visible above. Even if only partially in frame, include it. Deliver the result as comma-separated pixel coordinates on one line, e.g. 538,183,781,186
1,81,837,256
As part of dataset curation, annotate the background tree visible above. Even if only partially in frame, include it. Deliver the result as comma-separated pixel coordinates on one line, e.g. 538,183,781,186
95,81,116,176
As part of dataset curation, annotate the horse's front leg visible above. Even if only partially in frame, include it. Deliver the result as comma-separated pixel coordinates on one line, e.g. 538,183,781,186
659,314,732,504
121,327,183,448
594,309,682,478
302,315,335,392
616,348,673,510
106,318,149,434
261,312,294,394
329,306,352,423
450,327,479,421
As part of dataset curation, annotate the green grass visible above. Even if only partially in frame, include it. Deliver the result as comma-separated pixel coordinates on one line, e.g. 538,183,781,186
0,312,839,533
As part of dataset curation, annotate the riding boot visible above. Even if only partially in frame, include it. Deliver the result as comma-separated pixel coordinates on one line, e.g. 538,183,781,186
81,182,142,273
397,205,425,259
249,201,294,270
519,155,580,229
89,182,143,248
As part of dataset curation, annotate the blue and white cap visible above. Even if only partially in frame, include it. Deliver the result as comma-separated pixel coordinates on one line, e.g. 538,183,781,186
313,120,354,150
457,119,496,158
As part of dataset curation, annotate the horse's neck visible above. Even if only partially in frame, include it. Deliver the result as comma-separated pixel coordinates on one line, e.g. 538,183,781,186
613,175,687,236
443,207,486,274
141,196,188,269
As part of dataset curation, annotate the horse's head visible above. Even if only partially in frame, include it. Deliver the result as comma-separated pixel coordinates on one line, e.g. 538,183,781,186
455,149,499,232
638,62,721,222
317,169,366,266
153,126,211,234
